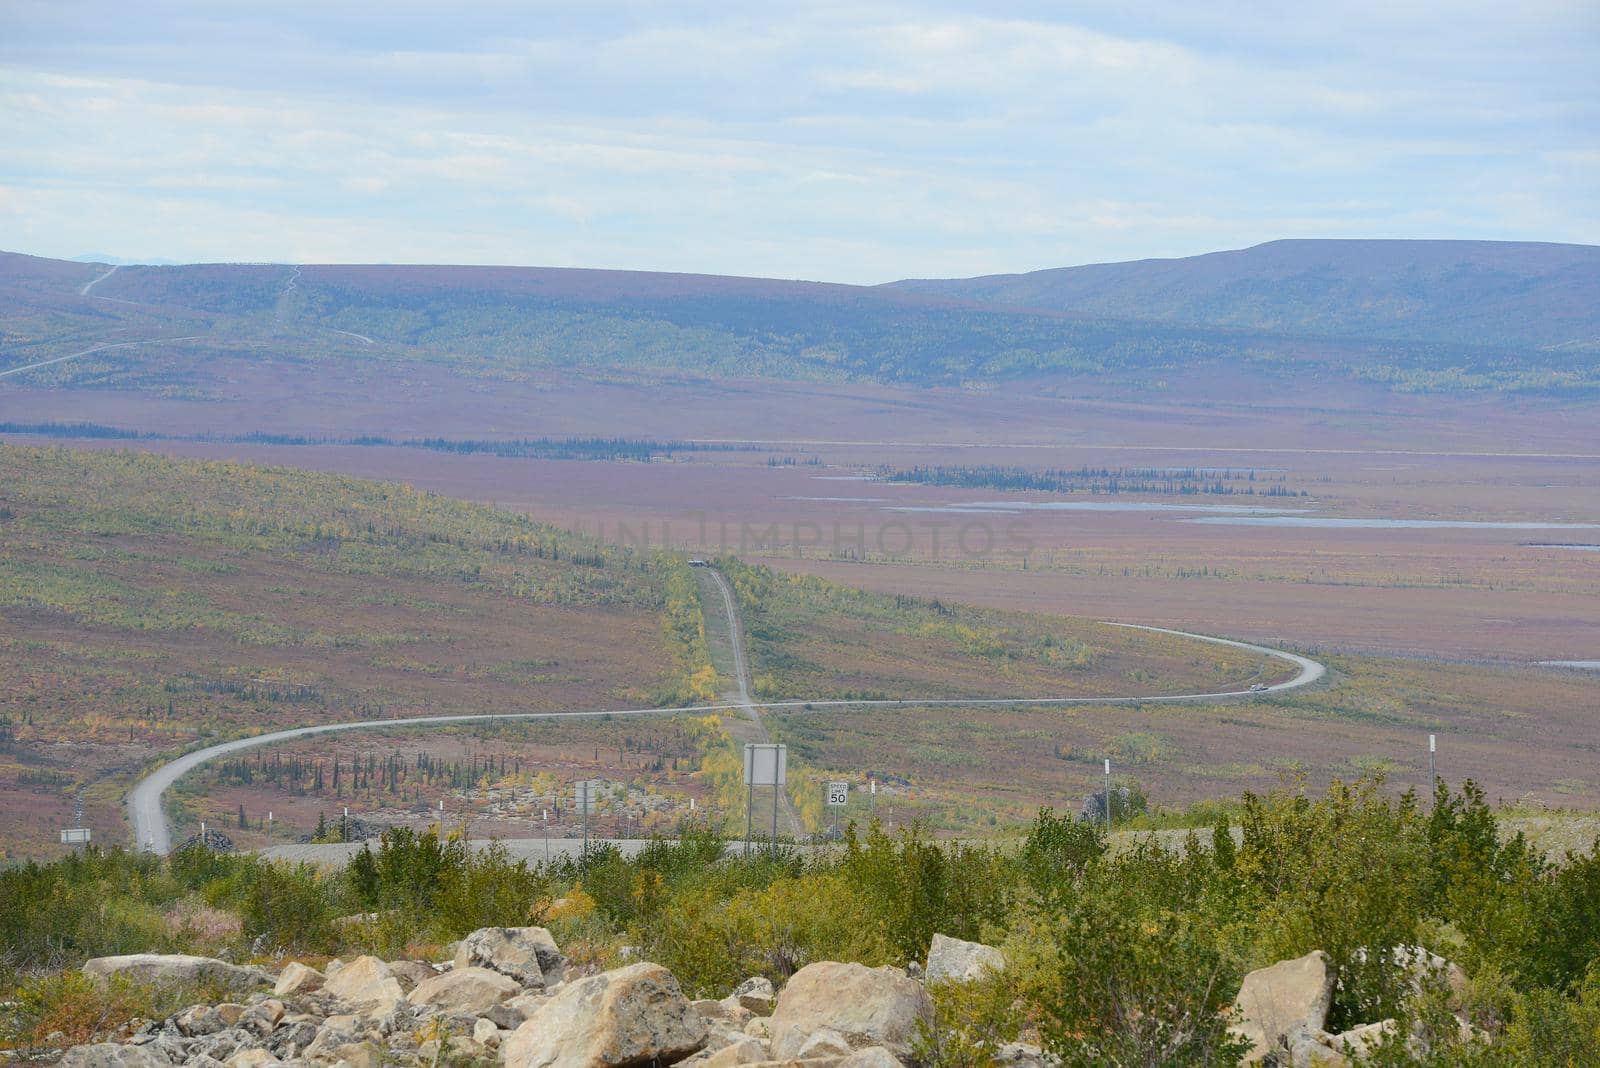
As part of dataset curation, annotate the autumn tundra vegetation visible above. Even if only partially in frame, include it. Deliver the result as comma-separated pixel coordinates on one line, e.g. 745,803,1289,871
2,779,1600,1063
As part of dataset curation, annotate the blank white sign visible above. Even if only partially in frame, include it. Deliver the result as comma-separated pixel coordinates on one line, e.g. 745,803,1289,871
744,743,787,786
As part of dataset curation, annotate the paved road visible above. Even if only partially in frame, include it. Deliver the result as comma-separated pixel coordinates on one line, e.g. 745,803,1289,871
0,336,205,380
125,572,1326,853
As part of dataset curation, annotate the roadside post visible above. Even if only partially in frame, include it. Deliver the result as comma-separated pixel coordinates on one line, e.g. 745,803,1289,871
1429,734,1437,790
573,780,596,854
1104,759,1112,834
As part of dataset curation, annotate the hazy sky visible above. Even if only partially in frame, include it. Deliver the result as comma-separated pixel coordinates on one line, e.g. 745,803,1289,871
2,2,1596,282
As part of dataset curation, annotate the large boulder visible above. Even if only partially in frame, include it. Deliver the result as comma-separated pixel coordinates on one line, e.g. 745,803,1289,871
769,962,934,1063
320,956,405,1015
272,963,324,998
454,926,564,991
924,934,1004,985
386,959,438,992
59,1045,172,1067
406,966,521,1015
1232,951,1336,1065
502,961,707,1068
82,954,271,994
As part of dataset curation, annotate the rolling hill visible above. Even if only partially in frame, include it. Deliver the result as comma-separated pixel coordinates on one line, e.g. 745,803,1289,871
888,239,1600,351
2,240,1596,394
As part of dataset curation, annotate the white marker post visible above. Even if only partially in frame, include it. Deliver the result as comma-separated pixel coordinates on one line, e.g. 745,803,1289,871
1429,734,1437,788
1104,759,1112,834
542,808,549,861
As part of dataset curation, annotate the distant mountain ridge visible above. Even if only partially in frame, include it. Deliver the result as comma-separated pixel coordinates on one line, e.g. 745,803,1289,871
3,240,1597,394
887,239,1600,350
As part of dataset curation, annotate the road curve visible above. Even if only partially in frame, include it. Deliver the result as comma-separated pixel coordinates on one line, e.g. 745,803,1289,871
126,590,1325,853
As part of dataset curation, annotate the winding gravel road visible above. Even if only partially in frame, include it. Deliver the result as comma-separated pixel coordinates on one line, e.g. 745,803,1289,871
0,336,205,380
125,574,1325,853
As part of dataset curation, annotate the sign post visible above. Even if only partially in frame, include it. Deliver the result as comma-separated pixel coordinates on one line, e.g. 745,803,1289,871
743,744,787,853
573,780,598,854
827,781,849,807
1104,759,1112,834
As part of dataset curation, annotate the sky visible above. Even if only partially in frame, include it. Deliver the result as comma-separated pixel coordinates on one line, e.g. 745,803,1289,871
1,1,1596,283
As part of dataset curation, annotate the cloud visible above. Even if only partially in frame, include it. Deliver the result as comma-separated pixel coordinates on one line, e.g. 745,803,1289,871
0,2,1593,280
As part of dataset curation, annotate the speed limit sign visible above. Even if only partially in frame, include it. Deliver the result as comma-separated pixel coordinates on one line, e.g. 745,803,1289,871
826,781,849,807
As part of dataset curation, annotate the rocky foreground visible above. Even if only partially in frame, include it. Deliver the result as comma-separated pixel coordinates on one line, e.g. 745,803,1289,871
47,930,1471,1067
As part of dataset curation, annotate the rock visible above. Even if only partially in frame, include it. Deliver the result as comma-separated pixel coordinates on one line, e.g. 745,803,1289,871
1284,1025,1348,1067
698,998,755,1025
1360,946,1471,1006
993,1042,1053,1067
238,1000,285,1037
1231,951,1335,1065
502,961,708,1068
321,956,405,1015
488,992,550,1030
312,1039,382,1068
83,954,272,994
386,960,438,992
454,926,564,991
224,1051,281,1068
175,1005,227,1037
406,966,521,1015
837,1048,904,1068
301,1015,364,1063
189,1031,247,1063
264,1016,320,1058
789,1029,853,1060
744,1018,773,1040
59,1044,172,1067
1330,1019,1397,1059
693,1036,769,1067
473,1017,502,1047
769,963,933,1063
925,934,1005,985
732,976,776,1016
271,961,323,997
